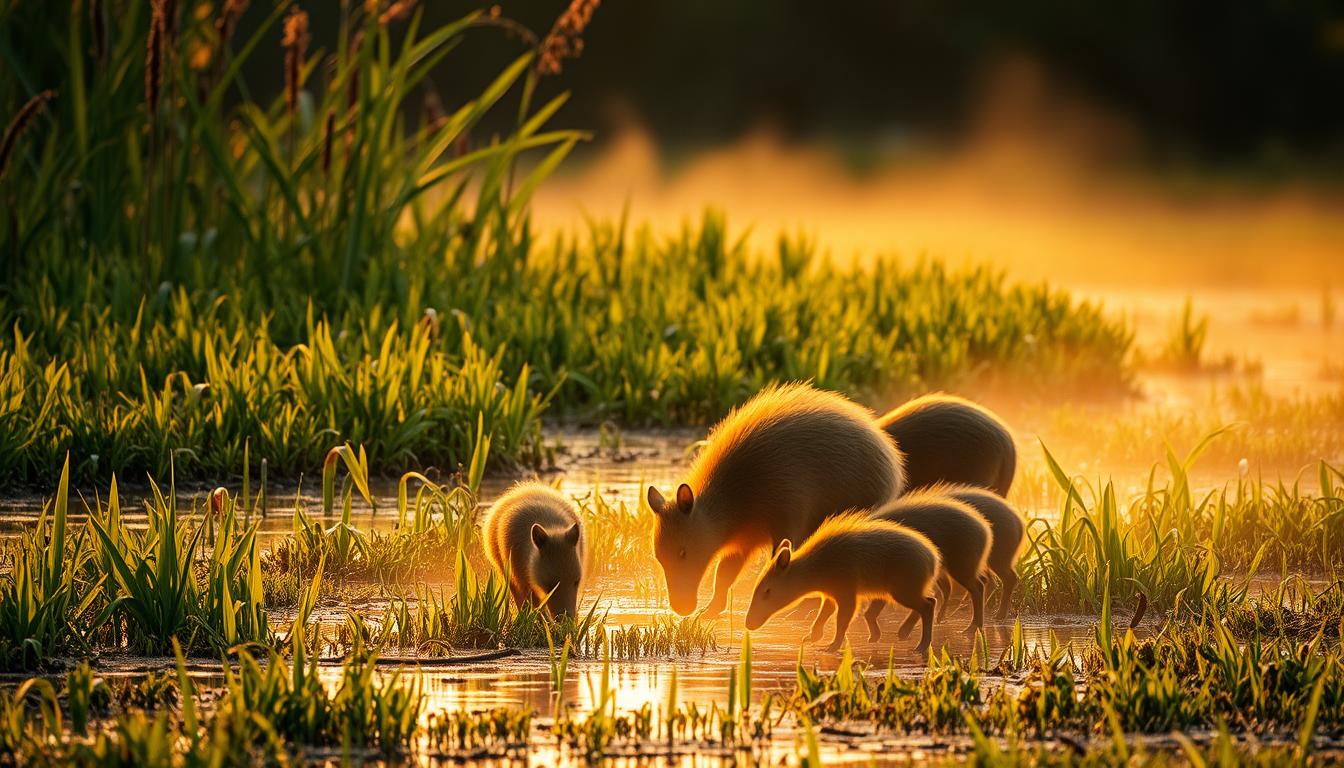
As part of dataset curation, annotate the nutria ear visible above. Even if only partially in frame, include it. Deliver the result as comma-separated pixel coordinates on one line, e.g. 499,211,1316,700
563,522,580,546
675,483,694,514
647,486,666,512
774,544,791,570
531,523,549,548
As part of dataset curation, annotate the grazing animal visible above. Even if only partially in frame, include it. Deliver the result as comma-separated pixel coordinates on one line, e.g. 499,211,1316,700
939,484,1026,619
876,394,1016,496
744,513,941,653
648,383,907,617
846,489,992,638
482,482,584,618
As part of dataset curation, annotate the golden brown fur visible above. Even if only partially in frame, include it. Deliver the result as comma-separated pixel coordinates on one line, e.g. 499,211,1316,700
929,483,1026,618
482,482,585,618
861,488,992,636
745,512,940,653
877,394,1016,496
649,383,907,616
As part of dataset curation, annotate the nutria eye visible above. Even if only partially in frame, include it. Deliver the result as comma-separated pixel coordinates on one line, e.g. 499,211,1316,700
763,588,771,598
678,547,687,560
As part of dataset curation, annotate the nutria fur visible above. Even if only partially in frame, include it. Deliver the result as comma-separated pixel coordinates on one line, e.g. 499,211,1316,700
862,489,992,635
482,482,584,618
876,394,1016,496
649,383,907,617
937,484,1025,618
744,513,940,653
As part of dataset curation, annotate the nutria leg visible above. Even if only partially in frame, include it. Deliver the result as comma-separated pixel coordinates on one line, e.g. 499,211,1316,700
809,599,836,643
699,552,747,618
915,596,936,655
963,574,986,635
896,608,919,640
893,592,936,655
863,600,886,642
824,594,856,653
996,567,1019,619
936,571,954,620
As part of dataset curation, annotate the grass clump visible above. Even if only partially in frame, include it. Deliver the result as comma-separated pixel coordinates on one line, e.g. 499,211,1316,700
1015,436,1344,615
0,458,97,670
788,608,1344,740
607,616,718,659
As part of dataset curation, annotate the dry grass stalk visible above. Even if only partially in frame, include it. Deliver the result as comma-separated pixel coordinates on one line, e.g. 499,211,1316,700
146,1,167,115
321,109,335,176
475,5,539,47
537,0,600,76
0,90,57,182
89,0,107,63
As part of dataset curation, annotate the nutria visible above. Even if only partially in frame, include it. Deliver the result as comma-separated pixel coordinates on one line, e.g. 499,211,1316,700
482,482,584,618
939,484,1025,619
876,394,1016,495
856,489,992,636
648,383,906,617
744,513,940,653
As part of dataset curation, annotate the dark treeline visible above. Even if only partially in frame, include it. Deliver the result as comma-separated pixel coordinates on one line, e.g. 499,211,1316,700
225,0,1344,170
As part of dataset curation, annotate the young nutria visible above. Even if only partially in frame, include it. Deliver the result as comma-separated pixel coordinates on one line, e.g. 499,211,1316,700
648,383,906,617
853,489,992,637
939,484,1025,619
876,394,1016,495
482,482,584,618
744,513,940,653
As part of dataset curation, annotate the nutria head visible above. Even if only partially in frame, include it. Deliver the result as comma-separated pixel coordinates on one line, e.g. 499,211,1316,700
745,540,794,631
531,522,582,618
649,484,716,616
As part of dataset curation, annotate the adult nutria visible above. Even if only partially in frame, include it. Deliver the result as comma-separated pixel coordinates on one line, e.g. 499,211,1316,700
648,383,906,617
939,484,1026,619
854,489,992,636
744,513,940,653
482,482,584,618
876,394,1016,496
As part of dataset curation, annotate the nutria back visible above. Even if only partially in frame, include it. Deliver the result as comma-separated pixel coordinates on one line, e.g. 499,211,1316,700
868,489,991,584
794,512,940,586
688,383,907,542
876,394,1016,495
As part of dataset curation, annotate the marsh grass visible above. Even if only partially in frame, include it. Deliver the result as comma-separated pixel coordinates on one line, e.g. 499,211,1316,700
0,0,1134,487
1015,437,1344,614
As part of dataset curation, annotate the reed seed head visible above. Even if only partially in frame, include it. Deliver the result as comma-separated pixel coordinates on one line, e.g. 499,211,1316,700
216,0,250,51
378,0,417,26
0,90,57,182
282,6,311,116
537,0,600,77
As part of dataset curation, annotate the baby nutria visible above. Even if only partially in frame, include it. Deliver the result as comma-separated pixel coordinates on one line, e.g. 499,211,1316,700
482,482,584,618
939,484,1025,619
744,513,940,653
648,383,907,617
876,394,1017,496
855,489,992,636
